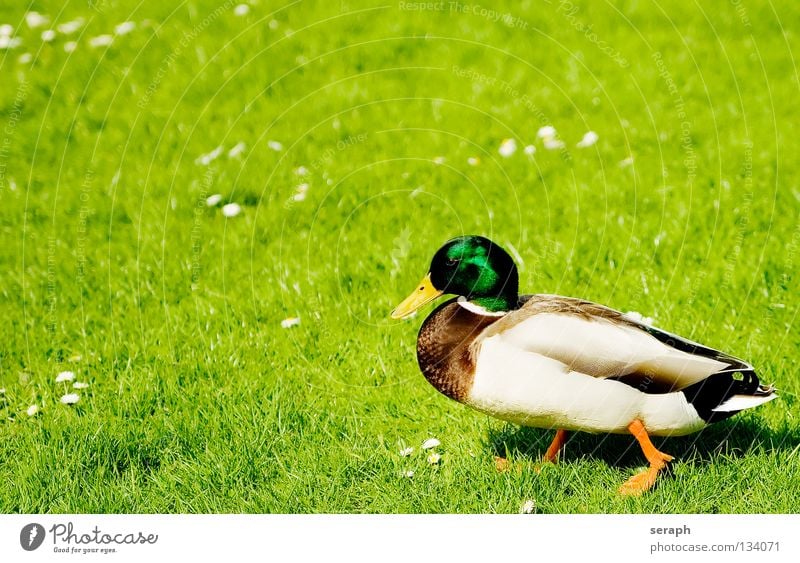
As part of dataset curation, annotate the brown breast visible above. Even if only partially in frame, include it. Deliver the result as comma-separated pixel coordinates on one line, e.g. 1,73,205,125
416,299,504,402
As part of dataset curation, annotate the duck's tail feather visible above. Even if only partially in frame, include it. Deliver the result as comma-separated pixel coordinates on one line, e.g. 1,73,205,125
712,391,777,413
681,369,777,423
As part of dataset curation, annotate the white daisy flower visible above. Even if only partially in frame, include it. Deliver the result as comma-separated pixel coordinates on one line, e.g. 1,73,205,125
64,41,77,53
281,317,300,329
294,166,309,176
57,19,84,35
25,12,49,29
195,146,223,165
498,138,517,157
520,499,536,514
427,452,441,464
467,156,480,166
543,138,565,150
269,19,279,30
403,470,414,478
0,24,13,37
55,371,76,383
18,52,32,64
114,21,136,35
0,35,21,49
40,29,56,42
292,183,309,202
399,447,414,457
222,203,242,217
433,156,446,165
89,35,113,48
421,437,440,450
73,382,89,389
27,404,39,416
227,142,247,158
0,387,6,394
576,131,599,148
524,144,536,155
619,156,634,168
267,140,283,151
234,4,250,16
537,125,556,139
60,393,80,405
206,194,223,207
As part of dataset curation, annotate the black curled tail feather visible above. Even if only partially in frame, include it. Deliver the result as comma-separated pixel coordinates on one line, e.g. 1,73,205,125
681,368,773,423
632,319,775,422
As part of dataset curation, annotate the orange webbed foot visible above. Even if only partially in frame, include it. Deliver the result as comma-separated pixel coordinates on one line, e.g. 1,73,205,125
494,456,510,473
619,420,674,496
619,466,662,496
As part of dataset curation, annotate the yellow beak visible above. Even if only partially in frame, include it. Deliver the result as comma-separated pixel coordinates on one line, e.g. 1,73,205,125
391,273,444,319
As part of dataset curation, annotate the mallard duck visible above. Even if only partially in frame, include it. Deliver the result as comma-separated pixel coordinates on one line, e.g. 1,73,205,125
391,235,776,495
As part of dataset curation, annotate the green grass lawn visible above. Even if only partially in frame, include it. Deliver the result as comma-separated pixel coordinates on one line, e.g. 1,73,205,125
1,0,798,513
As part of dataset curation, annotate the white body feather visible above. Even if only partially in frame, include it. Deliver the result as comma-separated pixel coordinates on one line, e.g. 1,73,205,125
467,333,707,435
463,312,743,436
495,313,728,388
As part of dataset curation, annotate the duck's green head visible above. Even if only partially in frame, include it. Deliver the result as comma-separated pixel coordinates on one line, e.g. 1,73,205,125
391,235,519,319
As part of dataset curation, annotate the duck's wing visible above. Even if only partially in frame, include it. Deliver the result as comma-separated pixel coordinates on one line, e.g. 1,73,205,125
475,294,752,394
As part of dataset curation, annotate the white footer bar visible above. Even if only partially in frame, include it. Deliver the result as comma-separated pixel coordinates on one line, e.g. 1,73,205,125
1,514,796,562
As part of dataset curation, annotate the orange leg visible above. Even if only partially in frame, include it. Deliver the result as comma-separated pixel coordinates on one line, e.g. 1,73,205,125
542,429,569,463
619,419,674,496
498,429,570,474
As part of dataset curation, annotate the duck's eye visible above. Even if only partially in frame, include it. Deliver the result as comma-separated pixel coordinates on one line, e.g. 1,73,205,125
446,258,459,267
